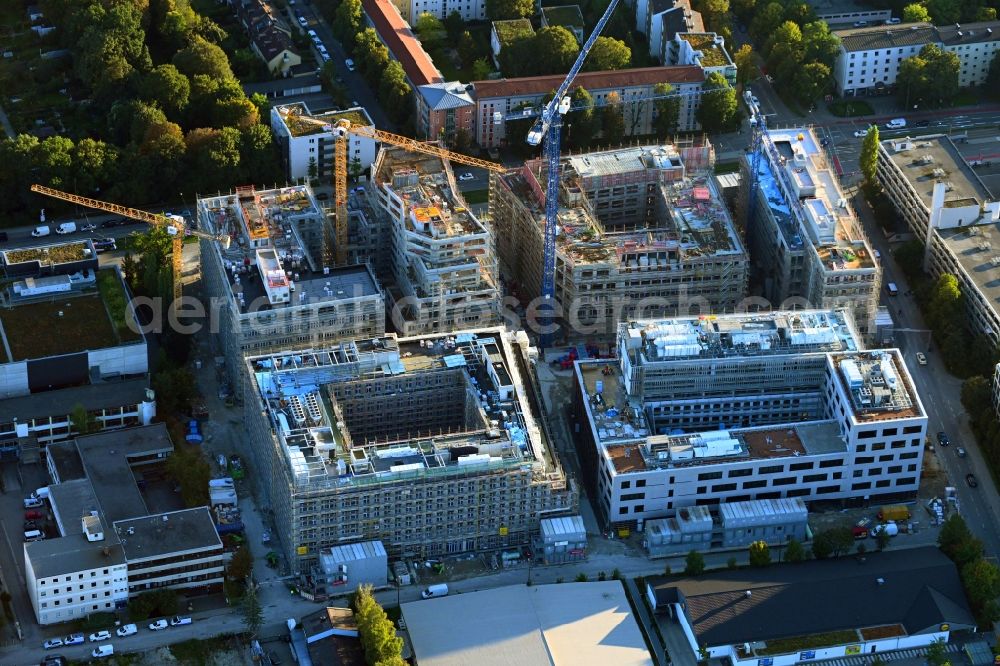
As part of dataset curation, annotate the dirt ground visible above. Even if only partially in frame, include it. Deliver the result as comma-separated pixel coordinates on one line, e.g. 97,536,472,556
127,644,247,666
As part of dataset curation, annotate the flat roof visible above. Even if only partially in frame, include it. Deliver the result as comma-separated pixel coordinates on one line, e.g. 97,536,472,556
0,269,140,361
834,22,936,51
881,134,993,211
25,535,125,580
492,18,534,45
47,442,87,483
74,424,173,524
114,507,222,562
0,377,151,423
678,33,731,67
2,241,92,267
401,582,653,666
47,478,100,535
937,223,1000,323
541,5,584,28
275,103,373,138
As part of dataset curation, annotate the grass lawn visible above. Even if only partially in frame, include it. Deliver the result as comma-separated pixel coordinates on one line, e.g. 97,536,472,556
827,100,875,117
950,90,980,106
0,293,118,360
758,629,859,655
461,188,489,205
97,269,142,343
714,161,740,174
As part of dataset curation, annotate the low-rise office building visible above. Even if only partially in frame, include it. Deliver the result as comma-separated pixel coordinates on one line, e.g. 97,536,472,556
243,328,576,574
270,103,378,183
878,134,1000,338
573,310,927,531
197,185,386,394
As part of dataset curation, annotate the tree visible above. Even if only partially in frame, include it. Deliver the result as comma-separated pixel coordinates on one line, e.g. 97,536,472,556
902,3,932,21
601,92,625,143
727,557,738,569
140,64,190,117
333,0,363,50
801,21,840,68
69,403,100,435
732,0,756,23
685,550,706,575
575,572,588,582
567,86,599,148
486,0,534,20
165,446,210,507
750,2,785,45
898,44,959,108
458,31,478,68
875,529,891,551
939,514,976,561
472,58,492,80
792,62,831,104
652,82,680,137
534,27,580,74
926,0,961,24
784,538,805,563
173,36,233,80
444,10,465,41
962,558,1000,624
241,584,264,638
812,527,854,559
696,72,738,133
926,639,950,666
734,44,756,89
584,37,631,71
978,7,998,21
241,124,281,184
228,545,254,581
860,125,880,187
749,541,771,567
355,584,404,664
962,376,993,418
414,12,446,50
34,136,75,190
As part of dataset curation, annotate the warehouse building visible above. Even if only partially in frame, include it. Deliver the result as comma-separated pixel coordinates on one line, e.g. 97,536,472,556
197,185,386,394
492,140,748,341
243,327,576,574
573,310,927,531
368,147,501,336
742,127,880,339
878,134,1000,339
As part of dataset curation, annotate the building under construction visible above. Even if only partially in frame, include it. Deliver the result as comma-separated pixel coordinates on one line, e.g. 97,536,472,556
366,147,502,336
741,127,881,338
197,185,386,394
243,327,576,573
491,139,749,341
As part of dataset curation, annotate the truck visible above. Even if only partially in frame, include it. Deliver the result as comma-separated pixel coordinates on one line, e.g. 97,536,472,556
421,583,449,599
886,282,899,296
877,504,910,522
31,225,50,237
55,221,77,234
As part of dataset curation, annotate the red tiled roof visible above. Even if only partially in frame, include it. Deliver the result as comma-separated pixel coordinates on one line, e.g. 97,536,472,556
362,0,442,87
472,66,704,100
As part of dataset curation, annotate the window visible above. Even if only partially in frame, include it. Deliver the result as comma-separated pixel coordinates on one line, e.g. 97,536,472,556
698,471,723,481
872,442,886,451
618,506,628,515
803,473,827,483
712,483,737,492
855,456,874,464
759,465,783,474
789,462,813,471
621,481,631,489
903,425,921,434
636,479,646,488
819,459,844,468
729,468,753,477
857,429,877,439
773,477,797,486
852,481,872,490
743,480,766,489
621,492,645,501
634,504,645,513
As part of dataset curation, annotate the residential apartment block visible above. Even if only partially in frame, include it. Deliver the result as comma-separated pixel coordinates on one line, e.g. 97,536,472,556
27,425,226,624
229,0,301,76
387,0,486,22
243,328,577,574
833,20,1000,96
663,32,736,85
878,134,1000,338
573,310,927,531
635,0,705,60
197,185,386,394
492,140,748,341
742,127,881,339
270,103,378,183
368,147,501,335
472,66,705,148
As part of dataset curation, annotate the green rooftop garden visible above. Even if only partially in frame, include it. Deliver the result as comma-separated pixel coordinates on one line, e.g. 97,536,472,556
4,242,90,266
493,19,535,46
756,629,860,656
543,5,584,28
681,34,730,68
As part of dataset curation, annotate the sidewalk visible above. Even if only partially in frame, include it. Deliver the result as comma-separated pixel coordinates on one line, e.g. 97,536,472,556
624,577,669,666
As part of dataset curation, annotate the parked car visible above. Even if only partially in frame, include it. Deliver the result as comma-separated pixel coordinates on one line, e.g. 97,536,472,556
24,520,38,530
24,509,43,520
92,238,117,253
853,128,869,137
148,620,168,631
966,473,978,488
916,352,927,365
80,223,96,232
100,218,123,228
24,529,44,542
262,530,272,544
116,624,137,637
43,638,64,649
957,447,967,457
937,431,950,446
64,633,84,646
23,496,43,509
458,173,474,181
170,616,192,626
916,119,930,127
88,631,111,642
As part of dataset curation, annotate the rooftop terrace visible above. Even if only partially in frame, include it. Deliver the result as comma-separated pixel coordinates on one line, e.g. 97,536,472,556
679,33,730,67
275,102,372,138
2,241,92,267
250,329,555,491
756,128,875,270
542,5,585,28
0,269,140,361
881,134,993,211
492,18,534,45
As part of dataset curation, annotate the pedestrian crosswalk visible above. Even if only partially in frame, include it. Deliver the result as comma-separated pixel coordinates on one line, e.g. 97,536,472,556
807,642,961,666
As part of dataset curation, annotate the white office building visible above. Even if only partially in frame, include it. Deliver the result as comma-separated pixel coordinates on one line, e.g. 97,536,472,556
270,103,378,183
833,20,1000,96
574,310,927,530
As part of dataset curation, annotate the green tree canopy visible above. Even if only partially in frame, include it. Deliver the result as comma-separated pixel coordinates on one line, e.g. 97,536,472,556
749,540,771,567
567,86,599,148
902,3,932,21
860,125,880,186
173,36,234,80
685,550,706,575
898,43,959,108
333,0,363,50
784,538,806,562
734,43,756,89
750,2,785,44
534,26,580,73
601,92,625,143
926,0,961,24
355,584,405,664
584,36,631,71
140,64,190,117
487,0,535,20
696,72,738,132
414,12,446,49
653,82,680,137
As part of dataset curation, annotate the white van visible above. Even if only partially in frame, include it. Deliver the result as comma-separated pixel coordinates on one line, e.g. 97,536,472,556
92,644,114,658
55,221,77,234
31,225,50,237
887,282,899,296
23,529,44,542
421,583,449,599
886,118,907,129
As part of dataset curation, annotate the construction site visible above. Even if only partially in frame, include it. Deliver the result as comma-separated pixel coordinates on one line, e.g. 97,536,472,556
366,147,502,336
197,185,387,393
242,327,576,573
491,138,749,340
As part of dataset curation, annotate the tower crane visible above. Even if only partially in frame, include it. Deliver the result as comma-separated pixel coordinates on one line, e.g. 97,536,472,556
30,184,231,300
522,0,622,350
277,108,505,266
